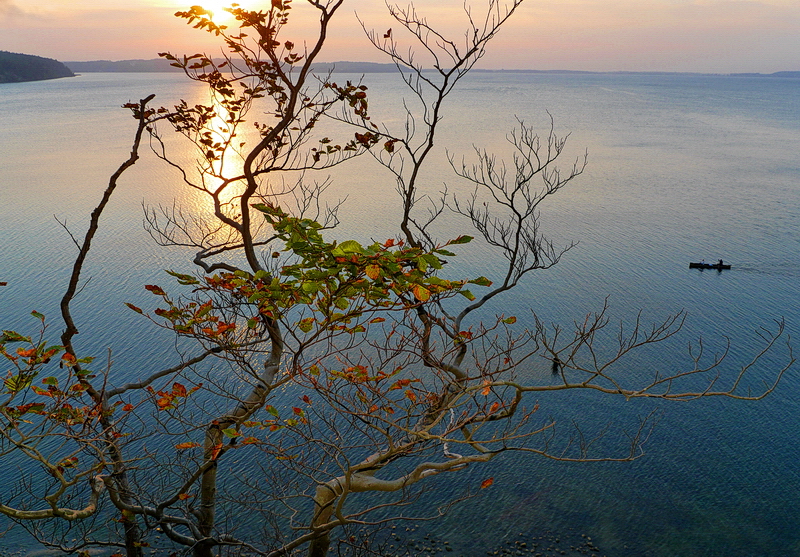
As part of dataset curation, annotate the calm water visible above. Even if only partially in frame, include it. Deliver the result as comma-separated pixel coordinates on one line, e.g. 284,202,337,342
1,72,799,556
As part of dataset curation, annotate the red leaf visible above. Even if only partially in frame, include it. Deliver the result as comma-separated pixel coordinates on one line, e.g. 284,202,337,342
144,284,166,296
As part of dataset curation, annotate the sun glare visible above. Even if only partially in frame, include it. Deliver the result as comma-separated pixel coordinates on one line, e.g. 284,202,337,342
197,1,251,24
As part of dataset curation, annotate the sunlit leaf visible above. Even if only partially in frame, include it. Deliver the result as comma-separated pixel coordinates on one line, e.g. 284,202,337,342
480,477,494,489
175,442,201,450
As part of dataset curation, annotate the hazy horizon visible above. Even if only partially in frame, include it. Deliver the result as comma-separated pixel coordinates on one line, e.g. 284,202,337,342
1,0,799,74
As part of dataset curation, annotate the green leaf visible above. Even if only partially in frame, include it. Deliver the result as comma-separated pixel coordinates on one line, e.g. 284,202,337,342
423,254,443,270
166,270,200,285
298,318,314,333
459,289,476,301
265,405,279,417
449,235,473,245
221,427,240,438
4,375,32,393
468,276,493,287
1,330,30,343
30,311,45,321
337,240,364,254
301,282,320,294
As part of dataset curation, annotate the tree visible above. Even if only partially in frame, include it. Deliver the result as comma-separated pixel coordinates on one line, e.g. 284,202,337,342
0,1,792,556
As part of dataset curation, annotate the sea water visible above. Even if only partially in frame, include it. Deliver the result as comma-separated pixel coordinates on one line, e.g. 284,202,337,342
0,71,798,556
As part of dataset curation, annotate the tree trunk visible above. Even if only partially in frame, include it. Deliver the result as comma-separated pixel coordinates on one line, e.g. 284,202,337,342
307,483,339,557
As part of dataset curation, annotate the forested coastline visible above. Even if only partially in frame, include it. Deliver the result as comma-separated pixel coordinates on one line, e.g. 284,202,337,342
0,51,74,83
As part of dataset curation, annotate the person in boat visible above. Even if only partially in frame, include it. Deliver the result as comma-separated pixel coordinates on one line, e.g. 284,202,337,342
718,259,724,266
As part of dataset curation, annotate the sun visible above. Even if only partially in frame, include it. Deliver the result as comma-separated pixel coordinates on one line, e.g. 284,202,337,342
196,1,246,24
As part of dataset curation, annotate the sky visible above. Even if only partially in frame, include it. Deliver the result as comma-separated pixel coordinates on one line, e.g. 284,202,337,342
0,0,798,73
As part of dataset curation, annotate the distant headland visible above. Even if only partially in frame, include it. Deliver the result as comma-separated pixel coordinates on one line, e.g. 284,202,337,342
0,51,75,83
63,59,800,78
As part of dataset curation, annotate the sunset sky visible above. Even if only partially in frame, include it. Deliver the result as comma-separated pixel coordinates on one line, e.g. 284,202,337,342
1,0,798,73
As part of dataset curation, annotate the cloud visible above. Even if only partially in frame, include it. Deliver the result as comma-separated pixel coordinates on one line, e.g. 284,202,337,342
0,0,25,18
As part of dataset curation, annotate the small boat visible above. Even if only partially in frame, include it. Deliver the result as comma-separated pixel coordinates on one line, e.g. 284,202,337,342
689,261,731,270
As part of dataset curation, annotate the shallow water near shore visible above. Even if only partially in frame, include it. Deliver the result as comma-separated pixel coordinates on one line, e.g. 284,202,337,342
1,71,799,556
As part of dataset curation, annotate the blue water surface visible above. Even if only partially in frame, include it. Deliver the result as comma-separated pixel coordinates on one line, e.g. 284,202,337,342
1,71,798,556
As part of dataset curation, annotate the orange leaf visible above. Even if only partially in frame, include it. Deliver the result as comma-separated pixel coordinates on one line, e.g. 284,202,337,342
16,348,37,358
405,389,417,403
123,404,134,412
481,382,491,396
178,493,192,500
210,443,223,460
175,442,200,450
172,383,187,397
480,477,494,489
489,402,500,413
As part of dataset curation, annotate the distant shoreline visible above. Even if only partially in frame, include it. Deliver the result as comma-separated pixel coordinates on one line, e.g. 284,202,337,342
63,59,800,79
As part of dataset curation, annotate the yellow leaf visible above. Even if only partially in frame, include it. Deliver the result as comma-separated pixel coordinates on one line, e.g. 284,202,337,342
412,285,430,302
365,264,381,280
